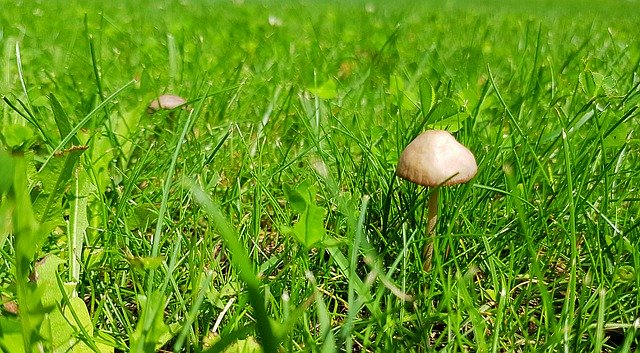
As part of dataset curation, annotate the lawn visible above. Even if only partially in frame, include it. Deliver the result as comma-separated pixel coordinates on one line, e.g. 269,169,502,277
1,0,639,352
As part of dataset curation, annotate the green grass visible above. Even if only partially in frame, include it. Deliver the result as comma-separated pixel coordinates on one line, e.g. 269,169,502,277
1,0,639,352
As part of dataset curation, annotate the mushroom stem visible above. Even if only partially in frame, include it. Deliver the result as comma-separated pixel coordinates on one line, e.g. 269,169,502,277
423,188,439,271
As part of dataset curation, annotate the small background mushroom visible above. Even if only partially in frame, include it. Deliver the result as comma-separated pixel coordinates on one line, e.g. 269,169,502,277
147,94,192,114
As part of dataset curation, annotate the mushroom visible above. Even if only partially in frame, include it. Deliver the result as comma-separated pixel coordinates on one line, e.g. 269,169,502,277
147,94,191,114
396,130,477,271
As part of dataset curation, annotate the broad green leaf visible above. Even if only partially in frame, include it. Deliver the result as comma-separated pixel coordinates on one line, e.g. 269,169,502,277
389,75,418,110
429,113,470,132
579,70,605,98
590,71,604,94
293,203,327,248
0,150,12,247
389,75,405,96
0,197,12,250
285,181,328,248
33,255,112,353
603,123,630,148
601,75,616,96
0,148,13,194
42,297,94,353
283,184,308,212
484,288,497,302
31,154,66,233
123,203,158,230
309,79,337,100
31,95,49,107
130,292,172,353
428,98,459,123
132,256,164,270
68,167,95,285
203,335,263,353
579,71,595,97
124,249,164,270
614,265,635,283
33,255,66,308
12,156,40,270
79,129,113,194
114,109,141,158
401,91,419,111
32,145,88,236
226,337,263,353
426,98,467,132
3,124,35,151
0,316,26,353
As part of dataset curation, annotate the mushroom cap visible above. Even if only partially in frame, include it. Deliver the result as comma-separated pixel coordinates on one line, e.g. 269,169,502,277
147,94,189,113
396,130,477,187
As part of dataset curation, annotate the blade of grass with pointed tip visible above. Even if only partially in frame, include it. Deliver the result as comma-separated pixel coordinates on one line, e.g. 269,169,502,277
560,129,578,353
458,270,488,352
49,93,80,146
15,42,34,116
187,180,278,352
85,19,121,162
342,196,369,352
173,270,214,351
488,65,553,187
307,271,337,353
503,164,556,332
491,281,508,353
36,146,87,231
2,96,50,145
594,288,606,352
39,79,136,172
13,42,55,146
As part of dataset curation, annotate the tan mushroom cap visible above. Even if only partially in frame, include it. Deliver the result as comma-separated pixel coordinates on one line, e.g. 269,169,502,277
396,130,477,187
147,94,190,113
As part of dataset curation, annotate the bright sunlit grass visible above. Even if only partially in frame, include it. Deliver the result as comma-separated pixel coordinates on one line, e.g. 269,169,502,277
1,0,639,352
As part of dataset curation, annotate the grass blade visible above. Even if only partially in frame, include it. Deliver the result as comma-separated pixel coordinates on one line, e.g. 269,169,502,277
39,79,136,172
342,196,369,352
49,93,81,146
187,180,278,352
560,129,578,352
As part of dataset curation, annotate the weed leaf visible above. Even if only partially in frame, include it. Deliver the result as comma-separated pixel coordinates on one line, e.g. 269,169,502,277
309,79,337,100
32,145,88,235
283,184,307,212
2,124,35,151
130,292,172,353
68,166,95,285
285,182,327,248
293,203,327,248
